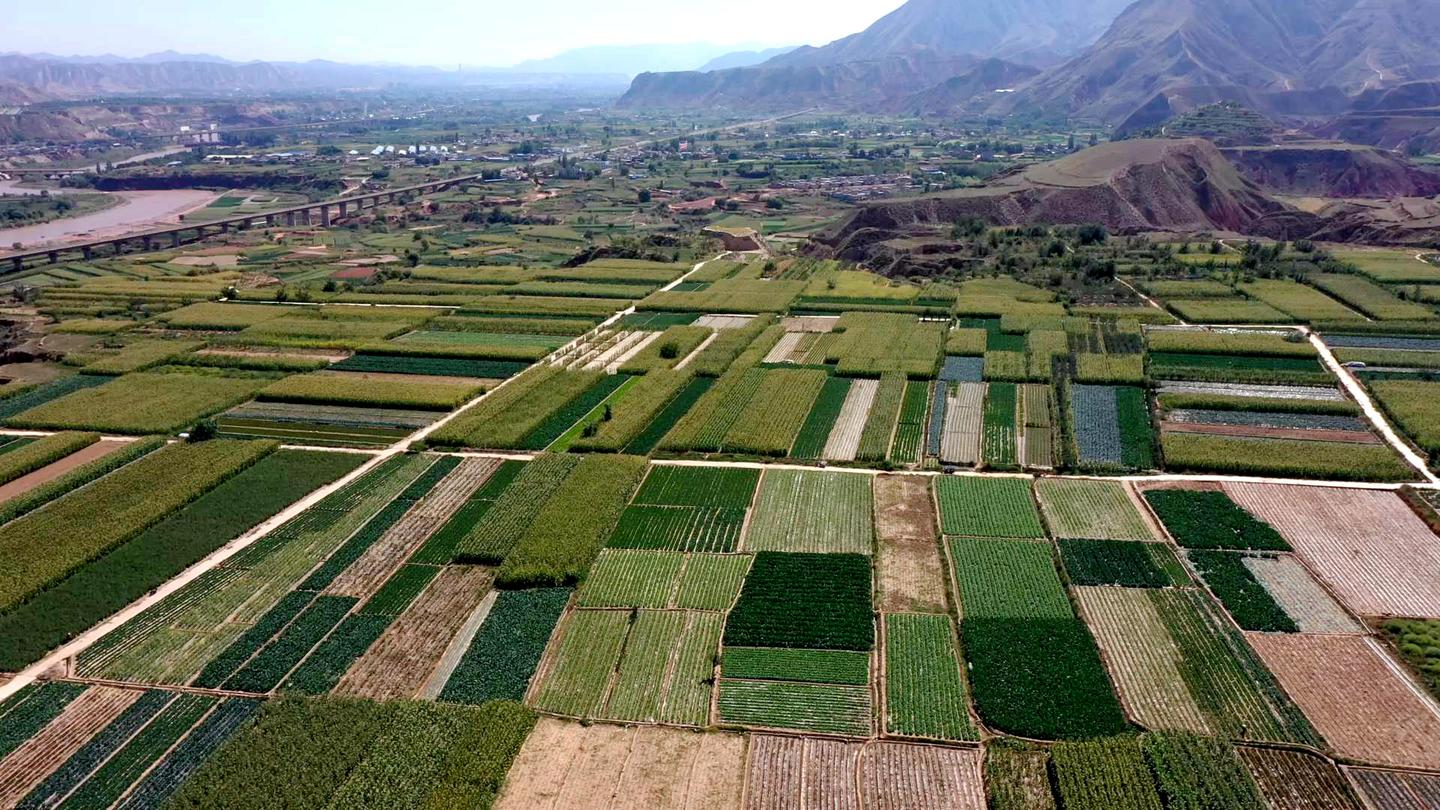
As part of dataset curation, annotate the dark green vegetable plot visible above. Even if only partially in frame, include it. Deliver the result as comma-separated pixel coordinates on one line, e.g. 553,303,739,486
1144,490,1291,551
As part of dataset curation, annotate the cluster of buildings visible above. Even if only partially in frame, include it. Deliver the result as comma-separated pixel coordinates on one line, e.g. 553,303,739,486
771,173,913,202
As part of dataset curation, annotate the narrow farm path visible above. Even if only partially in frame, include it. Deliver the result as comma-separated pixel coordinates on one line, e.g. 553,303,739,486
1308,330,1439,485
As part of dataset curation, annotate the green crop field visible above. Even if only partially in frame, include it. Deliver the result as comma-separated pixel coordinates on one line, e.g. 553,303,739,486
884,613,977,740
949,537,1073,619
747,470,873,554
936,476,1045,538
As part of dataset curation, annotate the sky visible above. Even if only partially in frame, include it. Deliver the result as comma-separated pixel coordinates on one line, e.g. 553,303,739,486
1,0,905,68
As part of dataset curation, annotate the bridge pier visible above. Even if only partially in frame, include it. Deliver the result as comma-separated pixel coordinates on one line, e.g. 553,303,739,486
47,251,58,265
12,257,22,273
285,211,295,227
266,215,275,227
142,237,153,252
219,222,230,234
320,205,331,227
301,209,311,226
338,201,348,219
172,232,181,248
387,193,397,204
81,246,93,261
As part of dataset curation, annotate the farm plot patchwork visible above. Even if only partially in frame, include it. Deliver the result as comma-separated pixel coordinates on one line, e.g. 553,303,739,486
531,608,723,727
75,454,437,684
1070,384,1154,470
577,549,750,611
1346,768,1440,810
608,465,759,553
890,380,929,464
1224,483,1440,618
1075,587,1212,734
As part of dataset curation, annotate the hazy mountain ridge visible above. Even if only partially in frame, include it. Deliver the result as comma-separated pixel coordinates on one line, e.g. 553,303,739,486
1008,0,1440,124
620,0,1132,109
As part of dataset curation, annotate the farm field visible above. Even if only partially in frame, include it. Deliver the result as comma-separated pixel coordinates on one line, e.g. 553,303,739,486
9,198,1440,809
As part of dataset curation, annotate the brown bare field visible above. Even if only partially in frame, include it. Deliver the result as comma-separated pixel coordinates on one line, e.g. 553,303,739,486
1346,767,1440,810
858,743,985,810
334,566,494,700
0,686,141,805
873,475,947,614
803,739,863,810
1160,422,1381,444
496,718,746,810
1238,748,1363,810
742,736,983,810
1074,587,1211,734
325,458,498,599
1225,483,1440,619
744,735,803,810
0,439,130,504
1247,633,1440,770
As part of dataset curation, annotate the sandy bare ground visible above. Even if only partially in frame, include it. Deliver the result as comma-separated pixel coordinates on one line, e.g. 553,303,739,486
1247,633,1440,770
1225,483,1440,619
874,475,947,614
0,189,219,253
0,438,133,504
496,719,746,810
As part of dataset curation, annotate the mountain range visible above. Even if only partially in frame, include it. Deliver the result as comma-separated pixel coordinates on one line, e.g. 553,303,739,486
620,0,1440,132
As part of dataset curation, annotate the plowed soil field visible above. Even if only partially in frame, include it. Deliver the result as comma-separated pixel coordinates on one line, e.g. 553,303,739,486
1225,483,1440,619
496,718,747,810
334,566,494,699
1238,747,1363,810
743,736,984,810
1247,633,1440,770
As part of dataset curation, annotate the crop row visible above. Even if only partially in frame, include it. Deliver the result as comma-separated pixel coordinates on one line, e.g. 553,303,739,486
496,454,649,588
0,431,98,488
717,679,872,736
0,449,361,671
1059,539,1188,588
571,368,695,452
0,439,275,615
935,476,1045,538
949,537,1072,620
790,376,851,459
430,366,599,449
1161,432,1415,481
721,646,869,685
165,697,534,810
725,552,874,651
454,455,579,564
722,368,828,456
7,372,264,435
856,372,906,461
748,470,873,555
889,380,929,463
884,613,976,741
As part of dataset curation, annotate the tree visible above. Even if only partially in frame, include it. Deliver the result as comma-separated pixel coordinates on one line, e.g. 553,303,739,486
637,189,652,204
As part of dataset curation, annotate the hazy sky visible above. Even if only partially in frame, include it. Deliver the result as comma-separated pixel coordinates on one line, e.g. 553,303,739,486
2,0,905,67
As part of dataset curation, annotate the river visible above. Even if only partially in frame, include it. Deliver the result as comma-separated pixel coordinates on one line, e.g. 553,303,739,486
0,187,219,253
